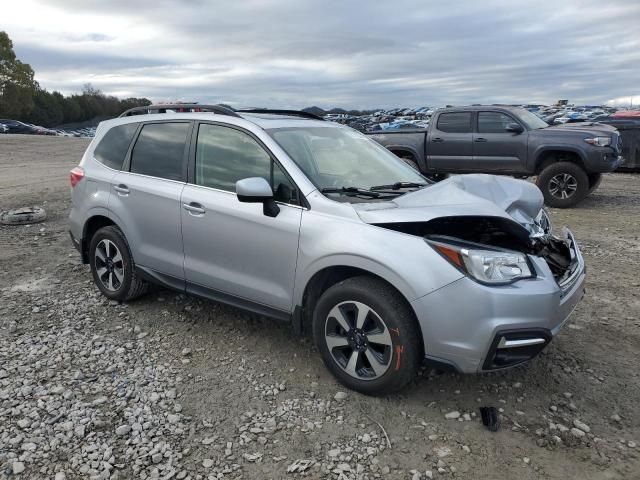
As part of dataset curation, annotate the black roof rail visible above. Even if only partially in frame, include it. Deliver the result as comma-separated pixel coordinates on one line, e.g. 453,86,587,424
235,109,325,121
118,104,240,118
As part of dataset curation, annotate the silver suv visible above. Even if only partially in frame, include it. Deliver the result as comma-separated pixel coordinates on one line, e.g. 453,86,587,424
69,104,586,394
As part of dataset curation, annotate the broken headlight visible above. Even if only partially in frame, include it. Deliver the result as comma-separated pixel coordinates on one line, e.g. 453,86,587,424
427,238,534,285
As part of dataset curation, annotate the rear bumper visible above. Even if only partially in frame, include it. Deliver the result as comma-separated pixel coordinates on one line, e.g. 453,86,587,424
412,230,586,373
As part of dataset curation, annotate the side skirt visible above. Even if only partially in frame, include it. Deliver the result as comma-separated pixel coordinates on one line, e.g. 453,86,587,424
135,266,292,323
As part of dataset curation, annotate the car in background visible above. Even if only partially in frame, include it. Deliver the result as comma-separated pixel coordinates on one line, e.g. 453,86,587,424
0,123,9,134
0,119,41,134
366,106,624,207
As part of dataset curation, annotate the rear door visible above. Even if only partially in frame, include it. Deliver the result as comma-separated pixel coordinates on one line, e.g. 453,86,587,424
427,112,474,171
473,111,528,171
109,121,191,280
181,122,302,314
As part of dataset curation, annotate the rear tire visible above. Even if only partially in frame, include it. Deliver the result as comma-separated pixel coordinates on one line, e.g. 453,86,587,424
536,162,589,208
587,173,603,194
312,276,421,395
398,155,420,172
89,226,149,301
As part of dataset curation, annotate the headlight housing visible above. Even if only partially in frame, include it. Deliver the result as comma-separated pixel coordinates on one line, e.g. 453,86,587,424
584,136,611,147
427,237,534,285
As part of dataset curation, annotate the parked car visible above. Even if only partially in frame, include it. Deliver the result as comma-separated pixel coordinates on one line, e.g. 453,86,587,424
69,104,585,394
0,119,41,135
366,106,624,207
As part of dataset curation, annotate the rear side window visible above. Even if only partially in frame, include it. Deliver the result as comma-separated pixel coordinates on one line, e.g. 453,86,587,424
436,113,472,133
130,122,190,181
478,112,516,133
94,123,138,170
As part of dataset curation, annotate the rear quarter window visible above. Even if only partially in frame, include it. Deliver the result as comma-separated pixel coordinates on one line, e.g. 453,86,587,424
94,123,138,170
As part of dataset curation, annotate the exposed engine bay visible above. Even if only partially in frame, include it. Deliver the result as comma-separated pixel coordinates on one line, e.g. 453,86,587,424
374,214,574,283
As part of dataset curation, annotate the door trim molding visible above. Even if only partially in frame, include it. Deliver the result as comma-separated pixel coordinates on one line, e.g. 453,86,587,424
134,266,292,323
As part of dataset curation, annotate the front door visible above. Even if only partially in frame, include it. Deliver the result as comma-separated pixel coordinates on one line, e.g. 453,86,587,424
472,111,528,172
181,122,302,314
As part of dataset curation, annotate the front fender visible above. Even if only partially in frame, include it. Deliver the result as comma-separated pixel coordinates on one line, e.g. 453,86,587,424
293,210,465,308
532,145,588,169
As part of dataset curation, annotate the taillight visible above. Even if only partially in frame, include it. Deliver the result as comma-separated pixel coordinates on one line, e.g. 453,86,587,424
70,167,84,188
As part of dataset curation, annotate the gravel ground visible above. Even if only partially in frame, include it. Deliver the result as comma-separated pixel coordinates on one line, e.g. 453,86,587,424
0,134,639,480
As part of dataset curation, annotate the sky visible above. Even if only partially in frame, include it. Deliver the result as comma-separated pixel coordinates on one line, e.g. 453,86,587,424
3,0,640,109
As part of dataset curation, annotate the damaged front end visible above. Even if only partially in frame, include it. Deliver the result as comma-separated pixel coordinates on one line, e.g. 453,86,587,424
375,210,580,287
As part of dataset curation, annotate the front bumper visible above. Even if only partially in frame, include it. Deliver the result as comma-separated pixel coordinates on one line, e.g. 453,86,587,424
412,230,586,373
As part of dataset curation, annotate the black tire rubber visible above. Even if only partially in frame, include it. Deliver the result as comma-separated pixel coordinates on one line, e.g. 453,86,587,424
312,276,421,395
0,206,46,225
536,162,589,208
89,225,149,301
398,156,420,172
587,173,603,194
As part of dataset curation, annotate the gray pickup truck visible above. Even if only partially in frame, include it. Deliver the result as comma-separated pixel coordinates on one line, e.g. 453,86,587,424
367,106,624,207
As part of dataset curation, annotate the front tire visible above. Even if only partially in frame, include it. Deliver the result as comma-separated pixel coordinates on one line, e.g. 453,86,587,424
89,226,149,301
312,276,421,395
536,162,589,208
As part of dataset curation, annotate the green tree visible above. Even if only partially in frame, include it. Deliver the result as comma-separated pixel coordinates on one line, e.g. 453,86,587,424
28,88,63,127
0,31,38,118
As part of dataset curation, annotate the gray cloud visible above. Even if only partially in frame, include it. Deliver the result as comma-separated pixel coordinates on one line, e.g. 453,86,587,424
6,0,640,108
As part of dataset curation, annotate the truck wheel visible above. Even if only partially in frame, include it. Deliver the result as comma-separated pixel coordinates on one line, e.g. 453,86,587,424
536,162,589,208
89,226,149,301
312,276,421,395
398,156,420,172
587,173,603,194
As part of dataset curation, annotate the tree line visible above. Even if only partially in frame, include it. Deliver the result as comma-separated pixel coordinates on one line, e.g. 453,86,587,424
0,31,151,127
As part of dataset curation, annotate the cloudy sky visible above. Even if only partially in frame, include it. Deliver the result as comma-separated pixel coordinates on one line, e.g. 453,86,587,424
3,0,640,109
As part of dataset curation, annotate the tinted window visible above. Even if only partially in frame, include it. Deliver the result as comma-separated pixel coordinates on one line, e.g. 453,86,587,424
478,112,516,133
195,124,298,204
130,123,189,180
94,123,138,170
436,113,472,133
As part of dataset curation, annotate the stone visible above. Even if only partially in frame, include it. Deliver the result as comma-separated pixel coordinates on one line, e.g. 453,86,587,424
573,419,591,433
571,428,586,438
362,433,371,443
115,425,131,436
444,411,460,420
334,391,347,401
13,462,25,474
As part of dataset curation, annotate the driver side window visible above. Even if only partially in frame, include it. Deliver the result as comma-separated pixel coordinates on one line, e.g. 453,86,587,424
195,124,299,205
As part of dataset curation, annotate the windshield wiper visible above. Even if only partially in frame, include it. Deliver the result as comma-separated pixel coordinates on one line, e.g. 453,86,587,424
320,187,382,198
370,181,428,191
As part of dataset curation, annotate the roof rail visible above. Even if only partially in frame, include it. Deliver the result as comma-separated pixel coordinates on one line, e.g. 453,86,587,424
118,104,240,118
235,109,325,121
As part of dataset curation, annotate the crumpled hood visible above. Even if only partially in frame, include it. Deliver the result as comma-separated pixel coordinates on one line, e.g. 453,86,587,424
352,174,544,233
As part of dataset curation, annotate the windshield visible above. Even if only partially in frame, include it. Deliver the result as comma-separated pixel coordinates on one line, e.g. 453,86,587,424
516,108,549,130
267,125,426,195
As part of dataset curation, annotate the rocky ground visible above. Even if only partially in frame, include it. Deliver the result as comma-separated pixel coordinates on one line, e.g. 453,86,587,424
0,135,638,480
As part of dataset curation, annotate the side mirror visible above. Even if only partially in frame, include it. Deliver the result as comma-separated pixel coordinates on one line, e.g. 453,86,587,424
236,177,280,217
505,123,524,134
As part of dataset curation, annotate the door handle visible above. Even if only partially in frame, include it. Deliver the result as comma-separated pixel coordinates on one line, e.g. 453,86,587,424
113,184,129,195
432,137,444,143
474,138,487,142
183,202,205,215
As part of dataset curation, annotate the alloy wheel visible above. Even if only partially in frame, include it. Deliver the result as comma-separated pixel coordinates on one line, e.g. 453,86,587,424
548,173,578,199
94,239,125,292
324,301,393,380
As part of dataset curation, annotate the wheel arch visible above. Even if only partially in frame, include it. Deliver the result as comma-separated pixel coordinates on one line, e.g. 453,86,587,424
81,214,119,263
294,262,423,341
534,147,587,174
386,146,425,171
